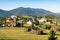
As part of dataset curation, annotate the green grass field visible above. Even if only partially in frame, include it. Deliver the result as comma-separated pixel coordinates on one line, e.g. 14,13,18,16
0,27,59,40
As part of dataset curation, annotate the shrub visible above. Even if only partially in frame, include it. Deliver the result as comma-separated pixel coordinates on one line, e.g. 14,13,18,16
37,29,43,35
27,27,32,32
48,30,57,40
46,24,51,30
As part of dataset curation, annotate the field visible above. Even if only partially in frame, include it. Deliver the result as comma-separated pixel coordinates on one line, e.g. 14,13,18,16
0,27,60,40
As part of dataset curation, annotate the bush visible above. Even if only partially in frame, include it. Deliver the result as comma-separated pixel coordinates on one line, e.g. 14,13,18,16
46,25,51,30
41,24,46,29
27,27,32,32
57,27,60,31
37,30,43,35
48,30,57,40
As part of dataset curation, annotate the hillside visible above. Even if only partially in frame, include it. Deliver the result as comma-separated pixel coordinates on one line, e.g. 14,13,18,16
9,7,55,17
0,7,59,18
0,9,11,18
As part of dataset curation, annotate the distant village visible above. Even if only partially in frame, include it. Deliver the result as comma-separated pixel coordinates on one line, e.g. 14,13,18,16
0,15,60,31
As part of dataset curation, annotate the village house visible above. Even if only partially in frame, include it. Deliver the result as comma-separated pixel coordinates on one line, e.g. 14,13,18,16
6,18,11,27
52,18,57,24
38,17,47,23
11,15,17,19
6,16,17,27
51,25,57,31
46,22,50,24
17,19,24,27
24,20,32,27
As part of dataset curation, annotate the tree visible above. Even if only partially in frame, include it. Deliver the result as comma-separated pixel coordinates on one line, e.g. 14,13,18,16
34,16,37,22
48,30,57,40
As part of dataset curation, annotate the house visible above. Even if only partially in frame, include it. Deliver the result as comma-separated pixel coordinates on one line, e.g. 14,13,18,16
51,25,57,31
52,18,57,24
13,21,17,27
6,17,17,27
24,20,32,27
27,20,32,24
38,17,47,23
11,15,17,19
6,18,11,27
6,18,10,23
46,22,50,24
17,19,24,27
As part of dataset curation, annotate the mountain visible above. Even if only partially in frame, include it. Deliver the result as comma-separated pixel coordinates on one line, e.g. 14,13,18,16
0,9,12,18
0,7,59,18
9,7,55,17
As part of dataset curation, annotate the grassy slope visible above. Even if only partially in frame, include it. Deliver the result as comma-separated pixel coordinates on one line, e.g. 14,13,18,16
0,27,59,40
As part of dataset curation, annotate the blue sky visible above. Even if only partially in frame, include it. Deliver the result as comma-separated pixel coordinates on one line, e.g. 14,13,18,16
0,0,60,12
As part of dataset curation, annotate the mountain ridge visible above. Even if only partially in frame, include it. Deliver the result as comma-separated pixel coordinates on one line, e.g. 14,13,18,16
0,7,59,18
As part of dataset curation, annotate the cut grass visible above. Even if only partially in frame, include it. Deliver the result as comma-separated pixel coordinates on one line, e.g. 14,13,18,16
0,27,59,40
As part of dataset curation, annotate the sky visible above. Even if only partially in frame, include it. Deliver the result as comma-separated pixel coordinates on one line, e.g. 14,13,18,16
0,0,60,12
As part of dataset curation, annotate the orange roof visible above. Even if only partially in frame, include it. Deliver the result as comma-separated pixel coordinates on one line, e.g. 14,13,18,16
24,24,32,27
51,25,57,30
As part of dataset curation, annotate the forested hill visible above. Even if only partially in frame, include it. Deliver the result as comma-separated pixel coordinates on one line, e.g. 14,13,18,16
0,7,59,18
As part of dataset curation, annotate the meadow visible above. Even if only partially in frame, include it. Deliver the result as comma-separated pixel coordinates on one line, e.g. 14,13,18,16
0,27,60,40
